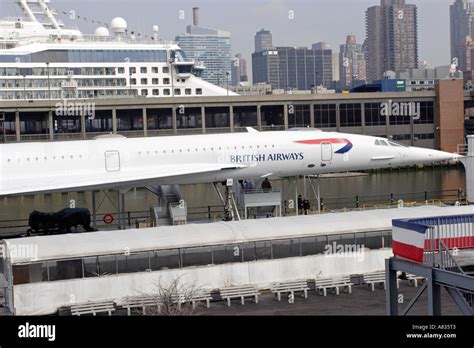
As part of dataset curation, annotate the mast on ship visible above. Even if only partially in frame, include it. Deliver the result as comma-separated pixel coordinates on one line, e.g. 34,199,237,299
15,0,62,30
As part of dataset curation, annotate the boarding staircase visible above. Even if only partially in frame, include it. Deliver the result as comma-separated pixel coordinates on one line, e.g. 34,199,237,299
428,241,473,314
146,185,187,226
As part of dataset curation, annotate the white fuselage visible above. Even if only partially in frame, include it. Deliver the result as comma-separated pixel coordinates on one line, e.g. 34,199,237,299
0,130,459,196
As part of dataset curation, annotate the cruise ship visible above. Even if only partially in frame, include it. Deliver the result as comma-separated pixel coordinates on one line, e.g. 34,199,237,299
0,0,236,100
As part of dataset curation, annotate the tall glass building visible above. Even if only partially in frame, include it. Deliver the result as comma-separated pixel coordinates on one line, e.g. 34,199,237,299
450,0,474,72
176,10,231,87
252,47,334,90
365,0,418,81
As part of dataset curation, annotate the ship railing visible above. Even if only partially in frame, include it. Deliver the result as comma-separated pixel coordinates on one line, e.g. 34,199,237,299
75,35,177,46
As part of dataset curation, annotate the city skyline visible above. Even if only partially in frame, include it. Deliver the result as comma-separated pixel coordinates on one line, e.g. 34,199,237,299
0,0,452,77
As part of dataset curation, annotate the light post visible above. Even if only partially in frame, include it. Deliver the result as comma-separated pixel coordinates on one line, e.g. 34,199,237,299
0,112,5,143
129,69,133,97
46,62,51,100
226,71,230,96
171,63,175,98
23,74,26,100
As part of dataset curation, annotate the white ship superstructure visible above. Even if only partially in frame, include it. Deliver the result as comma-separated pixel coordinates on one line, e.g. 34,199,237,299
0,0,236,100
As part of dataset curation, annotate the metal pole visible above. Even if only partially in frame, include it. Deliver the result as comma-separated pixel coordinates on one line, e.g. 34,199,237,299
120,193,124,230
317,175,321,214
23,75,26,100
46,62,51,100
171,61,175,97
295,177,299,216
92,191,97,231
385,258,399,316
226,72,229,96
1,112,5,143
117,189,122,230
303,175,307,198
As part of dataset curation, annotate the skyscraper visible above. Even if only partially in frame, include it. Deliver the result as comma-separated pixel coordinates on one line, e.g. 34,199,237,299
339,34,367,87
252,46,333,90
312,42,331,50
332,52,340,83
313,43,339,83
176,7,231,86
255,29,273,53
365,0,418,81
450,0,474,72
231,53,248,85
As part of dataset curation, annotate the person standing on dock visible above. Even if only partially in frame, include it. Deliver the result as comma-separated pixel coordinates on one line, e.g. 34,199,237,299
298,195,303,215
303,198,311,215
262,178,272,192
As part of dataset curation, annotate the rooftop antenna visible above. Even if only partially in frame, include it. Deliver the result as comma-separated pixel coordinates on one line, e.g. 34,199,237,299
193,7,200,26
152,25,159,41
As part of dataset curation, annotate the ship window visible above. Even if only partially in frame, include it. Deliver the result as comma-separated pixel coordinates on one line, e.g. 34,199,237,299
196,88,202,95
130,78,137,85
140,67,147,74
129,67,136,74
141,78,148,85
152,78,159,84
185,88,191,95
152,67,159,73
118,67,125,74
141,89,148,96
164,89,170,95
152,89,159,96
163,78,170,85
174,89,181,95
163,67,170,74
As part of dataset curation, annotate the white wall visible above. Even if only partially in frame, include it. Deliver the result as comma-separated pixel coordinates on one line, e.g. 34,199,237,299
13,249,393,315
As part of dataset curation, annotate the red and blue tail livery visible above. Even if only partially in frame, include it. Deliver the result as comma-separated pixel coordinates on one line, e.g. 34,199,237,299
294,138,354,154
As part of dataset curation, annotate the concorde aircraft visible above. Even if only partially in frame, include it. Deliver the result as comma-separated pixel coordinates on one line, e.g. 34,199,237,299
0,128,461,196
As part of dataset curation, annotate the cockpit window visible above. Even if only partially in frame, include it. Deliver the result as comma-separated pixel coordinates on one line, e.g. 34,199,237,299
389,141,409,148
375,140,381,146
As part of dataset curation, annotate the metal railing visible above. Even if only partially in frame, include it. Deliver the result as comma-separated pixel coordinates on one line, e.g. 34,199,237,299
457,143,468,156
242,188,281,195
291,189,466,214
439,240,465,274
438,240,473,309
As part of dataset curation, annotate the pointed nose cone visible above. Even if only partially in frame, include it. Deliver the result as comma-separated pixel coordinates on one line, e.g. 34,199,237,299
408,147,463,164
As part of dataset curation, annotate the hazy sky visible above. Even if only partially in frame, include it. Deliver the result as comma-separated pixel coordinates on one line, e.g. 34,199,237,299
1,0,452,74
